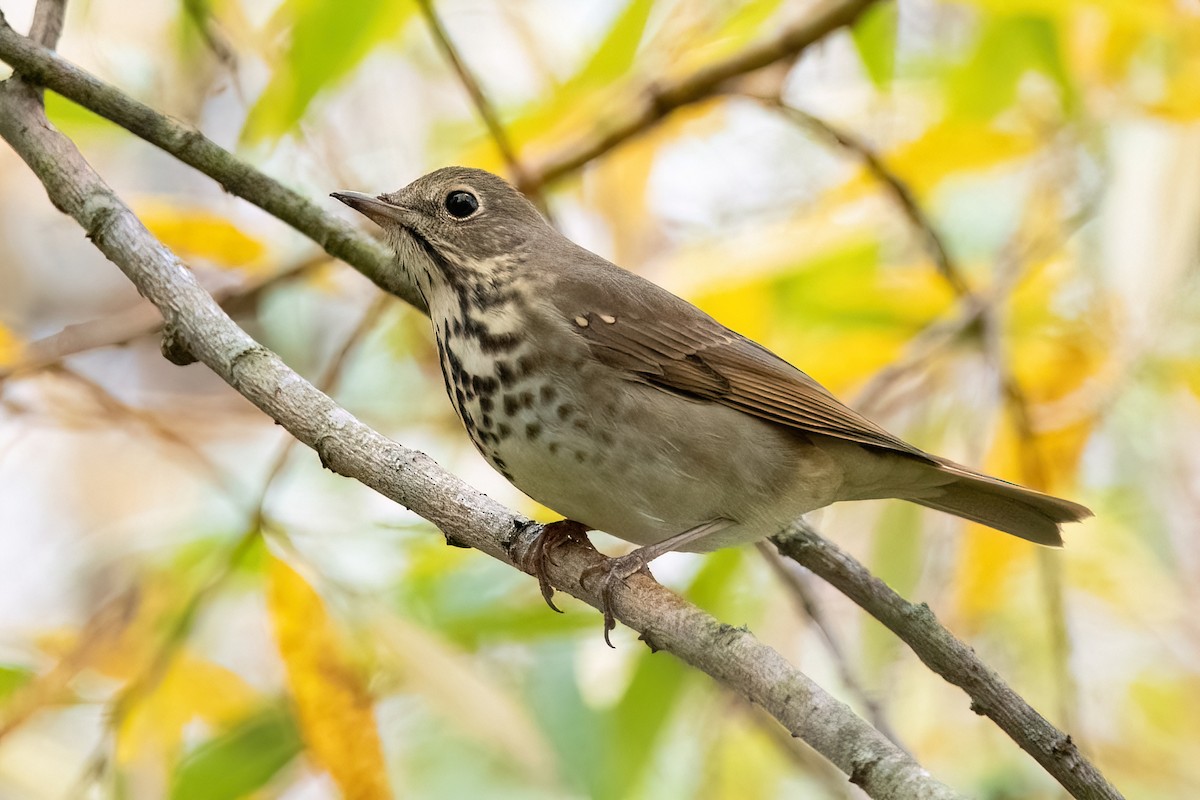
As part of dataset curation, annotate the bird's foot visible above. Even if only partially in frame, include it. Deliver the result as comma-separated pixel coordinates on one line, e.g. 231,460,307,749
519,519,591,613
582,550,656,648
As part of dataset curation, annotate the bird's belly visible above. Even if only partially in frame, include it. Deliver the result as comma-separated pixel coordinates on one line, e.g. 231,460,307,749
490,379,846,551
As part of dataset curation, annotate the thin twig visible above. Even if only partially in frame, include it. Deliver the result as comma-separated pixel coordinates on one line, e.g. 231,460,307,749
757,542,900,746
27,0,65,50
0,67,965,800
250,293,390,528
71,526,262,796
770,521,1124,800
763,99,974,299
517,0,886,192
413,0,526,186
0,252,328,380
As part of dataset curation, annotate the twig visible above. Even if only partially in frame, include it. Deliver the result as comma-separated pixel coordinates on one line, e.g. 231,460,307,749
0,65,964,800
27,0,65,50
413,0,526,186
250,293,390,528
517,0,887,192
763,99,974,299
0,252,327,380
770,521,1124,800
0,12,420,311
756,542,900,746
71,526,262,796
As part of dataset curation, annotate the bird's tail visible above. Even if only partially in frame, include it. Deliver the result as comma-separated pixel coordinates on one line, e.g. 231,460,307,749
906,459,1092,546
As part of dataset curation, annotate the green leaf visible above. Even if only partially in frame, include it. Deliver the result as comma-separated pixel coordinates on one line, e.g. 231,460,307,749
169,704,303,800
44,91,121,139
949,14,1073,120
852,2,898,87
242,0,416,143
525,644,605,797
0,665,33,702
498,0,658,149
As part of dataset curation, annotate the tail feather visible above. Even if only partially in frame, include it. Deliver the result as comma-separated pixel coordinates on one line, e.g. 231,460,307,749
908,460,1092,546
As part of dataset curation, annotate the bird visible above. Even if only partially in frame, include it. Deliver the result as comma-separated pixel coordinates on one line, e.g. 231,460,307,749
332,166,1092,640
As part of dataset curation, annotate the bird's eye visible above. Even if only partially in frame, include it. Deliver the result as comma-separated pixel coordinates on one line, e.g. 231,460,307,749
445,190,479,219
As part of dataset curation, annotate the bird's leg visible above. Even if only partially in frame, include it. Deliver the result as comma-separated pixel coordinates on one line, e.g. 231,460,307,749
584,518,735,647
519,519,593,613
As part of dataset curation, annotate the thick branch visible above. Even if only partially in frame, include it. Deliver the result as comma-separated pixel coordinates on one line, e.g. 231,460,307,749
771,522,1124,800
0,69,962,800
519,0,886,191
0,11,421,312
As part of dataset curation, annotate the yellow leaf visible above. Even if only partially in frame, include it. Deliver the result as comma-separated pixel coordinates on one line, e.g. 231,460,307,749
954,519,1036,625
267,556,391,799
135,199,268,272
869,121,1038,198
0,324,21,367
116,655,257,764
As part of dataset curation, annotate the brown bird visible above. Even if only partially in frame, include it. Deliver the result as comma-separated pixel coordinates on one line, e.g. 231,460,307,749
333,167,1091,639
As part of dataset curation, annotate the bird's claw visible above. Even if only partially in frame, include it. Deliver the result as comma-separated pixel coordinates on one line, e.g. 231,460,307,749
520,519,590,614
582,551,655,648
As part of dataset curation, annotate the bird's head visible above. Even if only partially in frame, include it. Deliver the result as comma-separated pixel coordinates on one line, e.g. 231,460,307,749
333,167,549,300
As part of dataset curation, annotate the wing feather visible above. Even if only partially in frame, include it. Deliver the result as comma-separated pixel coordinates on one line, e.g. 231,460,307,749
554,276,928,460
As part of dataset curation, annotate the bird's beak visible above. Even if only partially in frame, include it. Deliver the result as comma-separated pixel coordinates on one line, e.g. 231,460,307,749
331,191,407,227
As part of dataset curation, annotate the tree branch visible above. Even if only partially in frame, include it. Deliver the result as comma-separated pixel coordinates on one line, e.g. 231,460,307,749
0,61,963,800
770,521,1124,800
0,11,422,312
518,0,886,192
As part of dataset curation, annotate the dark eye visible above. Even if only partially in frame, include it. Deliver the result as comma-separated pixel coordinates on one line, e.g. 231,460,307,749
445,190,479,219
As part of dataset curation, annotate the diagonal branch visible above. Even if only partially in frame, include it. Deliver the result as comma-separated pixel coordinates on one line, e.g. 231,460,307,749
413,0,526,186
518,0,886,192
762,99,973,298
0,57,963,800
770,521,1124,800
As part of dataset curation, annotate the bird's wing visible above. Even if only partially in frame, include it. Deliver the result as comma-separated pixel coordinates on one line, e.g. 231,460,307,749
551,268,930,460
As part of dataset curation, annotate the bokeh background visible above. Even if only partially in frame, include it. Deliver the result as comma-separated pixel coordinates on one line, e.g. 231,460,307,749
1,0,1198,797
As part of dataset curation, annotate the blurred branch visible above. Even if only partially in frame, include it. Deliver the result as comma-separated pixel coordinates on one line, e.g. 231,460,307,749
45,363,240,496
250,293,390,529
73,527,262,796
414,0,527,186
0,12,422,312
756,542,899,746
74,298,388,793
0,54,963,800
518,0,887,192
770,521,1124,800
761,99,974,299
0,252,328,380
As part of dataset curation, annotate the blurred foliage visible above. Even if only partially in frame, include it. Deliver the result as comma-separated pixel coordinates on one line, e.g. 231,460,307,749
2,0,1200,798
